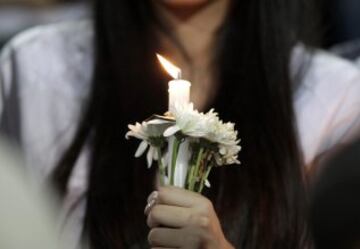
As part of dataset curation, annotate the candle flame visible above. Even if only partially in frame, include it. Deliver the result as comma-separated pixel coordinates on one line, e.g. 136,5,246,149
157,54,182,79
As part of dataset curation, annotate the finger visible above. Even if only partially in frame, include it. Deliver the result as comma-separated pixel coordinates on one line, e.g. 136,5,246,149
157,186,203,207
148,227,183,247
147,204,191,228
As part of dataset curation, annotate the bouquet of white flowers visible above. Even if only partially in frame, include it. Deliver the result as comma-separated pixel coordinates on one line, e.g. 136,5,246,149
126,103,241,193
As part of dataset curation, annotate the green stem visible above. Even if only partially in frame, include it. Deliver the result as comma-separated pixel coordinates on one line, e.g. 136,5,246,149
157,147,164,186
186,162,195,189
186,146,198,189
189,147,204,191
170,137,181,186
198,164,213,193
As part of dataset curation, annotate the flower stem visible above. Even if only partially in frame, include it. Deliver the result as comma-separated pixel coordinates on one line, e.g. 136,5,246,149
198,164,213,193
189,147,204,191
157,147,165,186
186,162,194,188
170,137,182,186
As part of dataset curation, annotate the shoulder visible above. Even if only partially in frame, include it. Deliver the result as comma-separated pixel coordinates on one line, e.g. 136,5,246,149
1,19,93,57
292,45,360,165
0,20,94,97
0,20,94,178
292,44,360,91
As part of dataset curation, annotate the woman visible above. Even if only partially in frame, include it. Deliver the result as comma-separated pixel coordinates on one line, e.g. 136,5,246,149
0,0,359,248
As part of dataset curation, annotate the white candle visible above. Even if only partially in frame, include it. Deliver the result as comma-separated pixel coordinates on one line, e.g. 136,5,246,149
168,79,191,113
156,54,191,113
157,54,191,187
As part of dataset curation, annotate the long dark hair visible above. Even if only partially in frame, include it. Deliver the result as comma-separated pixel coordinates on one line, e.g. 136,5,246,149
53,0,318,248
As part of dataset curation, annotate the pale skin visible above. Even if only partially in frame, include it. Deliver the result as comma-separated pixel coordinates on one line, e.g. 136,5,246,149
145,187,235,249
146,1,234,248
153,0,230,111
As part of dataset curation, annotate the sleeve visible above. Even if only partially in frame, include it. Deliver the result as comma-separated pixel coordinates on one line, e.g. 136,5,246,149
307,52,360,167
294,47,360,167
322,74,360,147
310,74,359,175
0,22,92,185
316,57,360,153
0,43,22,146
0,27,67,178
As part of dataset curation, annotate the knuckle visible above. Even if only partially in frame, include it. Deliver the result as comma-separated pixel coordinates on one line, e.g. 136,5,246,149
186,233,202,247
198,216,211,229
189,212,211,229
196,200,213,217
202,199,214,212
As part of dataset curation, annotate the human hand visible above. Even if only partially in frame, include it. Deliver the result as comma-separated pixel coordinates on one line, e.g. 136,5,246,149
145,186,235,249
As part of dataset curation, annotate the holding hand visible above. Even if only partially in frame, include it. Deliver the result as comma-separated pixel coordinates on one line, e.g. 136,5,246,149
145,186,234,249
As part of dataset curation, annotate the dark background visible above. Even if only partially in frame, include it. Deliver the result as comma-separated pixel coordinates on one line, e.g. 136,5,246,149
322,0,360,48
1,0,360,51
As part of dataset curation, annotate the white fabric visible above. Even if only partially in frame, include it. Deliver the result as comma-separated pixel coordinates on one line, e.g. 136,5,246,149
0,141,65,249
0,21,359,249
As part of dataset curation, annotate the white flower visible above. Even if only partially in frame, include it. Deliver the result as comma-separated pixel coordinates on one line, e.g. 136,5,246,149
161,103,241,166
126,102,241,171
216,144,241,166
125,120,171,168
205,117,237,145
163,103,215,138
125,122,148,141
205,179,211,188
204,115,241,166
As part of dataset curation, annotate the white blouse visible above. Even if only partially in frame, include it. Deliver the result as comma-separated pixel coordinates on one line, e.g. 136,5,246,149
0,20,359,249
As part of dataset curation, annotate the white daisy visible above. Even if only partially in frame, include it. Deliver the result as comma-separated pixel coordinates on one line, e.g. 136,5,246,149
163,103,215,138
125,120,171,168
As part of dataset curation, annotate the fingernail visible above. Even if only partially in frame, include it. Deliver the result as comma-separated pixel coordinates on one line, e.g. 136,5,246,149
147,191,159,203
144,198,156,215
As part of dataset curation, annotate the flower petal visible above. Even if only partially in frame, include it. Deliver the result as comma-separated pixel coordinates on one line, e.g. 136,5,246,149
147,146,154,168
147,119,173,125
205,179,211,188
135,141,148,158
126,122,149,140
163,125,181,137
125,131,132,140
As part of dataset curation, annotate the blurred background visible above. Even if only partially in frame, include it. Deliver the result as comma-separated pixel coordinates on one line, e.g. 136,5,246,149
322,0,360,48
0,0,88,48
1,0,360,51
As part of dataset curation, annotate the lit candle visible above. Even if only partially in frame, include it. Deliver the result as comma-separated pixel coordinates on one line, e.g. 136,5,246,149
156,54,191,113
157,54,191,187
